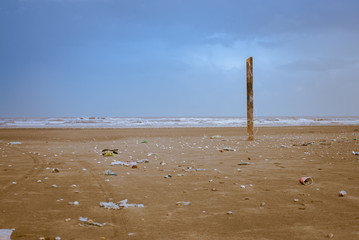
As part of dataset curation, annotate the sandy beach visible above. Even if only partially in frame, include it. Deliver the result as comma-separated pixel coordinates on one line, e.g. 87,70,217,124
1,126,359,240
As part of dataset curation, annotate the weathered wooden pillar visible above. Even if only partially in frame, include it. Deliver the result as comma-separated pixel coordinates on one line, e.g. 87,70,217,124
246,57,254,141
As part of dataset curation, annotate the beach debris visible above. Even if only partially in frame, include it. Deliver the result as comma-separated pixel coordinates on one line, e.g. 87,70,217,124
55,237,61,240
79,217,106,227
237,162,254,166
339,190,347,197
210,135,222,139
51,184,57,188
128,233,135,236
111,161,137,167
8,141,22,145
104,169,117,176
164,174,172,178
37,180,42,183
102,149,118,156
183,166,206,172
147,153,157,157
68,201,79,206
226,211,233,215
240,185,246,189
12,181,17,185
219,147,236,152
299,177,313,185
141,140,148,143
0,229,15,240
103,149,119,154
327,233,334,238
280,144,291,148
102,151,115,157
211,188,217,191
137,159,149,163
160,161,166,165
52,168,60,173
293,198,299,202
100,199,144,210
352,151,359,155
293,142,314,146
176,201,191,206
64,218,71,222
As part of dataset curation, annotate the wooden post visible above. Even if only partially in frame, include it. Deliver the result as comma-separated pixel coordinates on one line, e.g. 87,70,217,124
246,57,254,141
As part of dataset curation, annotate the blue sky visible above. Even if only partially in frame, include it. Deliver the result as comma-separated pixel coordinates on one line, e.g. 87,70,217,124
1,0,358,117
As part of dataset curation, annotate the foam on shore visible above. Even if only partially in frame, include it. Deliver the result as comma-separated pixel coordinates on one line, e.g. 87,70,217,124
0,116,358,128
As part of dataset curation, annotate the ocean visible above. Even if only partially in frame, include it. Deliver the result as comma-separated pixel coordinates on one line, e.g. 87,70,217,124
1,116,358,128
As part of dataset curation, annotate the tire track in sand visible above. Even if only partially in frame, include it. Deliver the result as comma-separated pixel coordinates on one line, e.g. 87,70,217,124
0,147,45,200
79,160,130,239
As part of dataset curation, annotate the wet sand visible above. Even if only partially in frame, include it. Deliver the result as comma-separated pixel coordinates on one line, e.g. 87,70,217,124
1,126,359,240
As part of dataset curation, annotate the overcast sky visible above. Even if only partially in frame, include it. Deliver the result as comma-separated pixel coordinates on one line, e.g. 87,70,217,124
1,0,358,117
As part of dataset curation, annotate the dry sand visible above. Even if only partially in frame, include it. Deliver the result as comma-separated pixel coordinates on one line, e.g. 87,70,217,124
0,126,359,240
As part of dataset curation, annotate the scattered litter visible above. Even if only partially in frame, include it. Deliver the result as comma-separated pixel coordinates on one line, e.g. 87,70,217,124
55,237,61,240
82,168,87,171
104,169,117,176
137,159,149,163
141,140,148,143
103,151,115,157
100,199,144,210
280,144,291,148
9,141,22,145
160,161,166,165
102,149,118,156
105,179,110,182
294,198,299,202
299,177,313,185
79,217,106,227
52,185,57,188
219,147,236,152
226,211,233,215
237,162,254,165
210,135,222,139
0,229,15,240
211,188,217,191
176,201,191,206
240,185,246,189
293,142,314,146
339,190,347,197
327,233,334,238
37,180,42,183
128,233,135,236
352,151,359,155
52,168,60,173
12,182,17,185
111,161,137,167
68,201,79,206
64,218,71,222
164,174,172,178
147,153,157,157
72,184,78,187
237,169,241,171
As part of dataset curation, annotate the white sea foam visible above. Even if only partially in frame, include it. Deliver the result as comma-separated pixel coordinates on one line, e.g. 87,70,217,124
0,117,358,128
